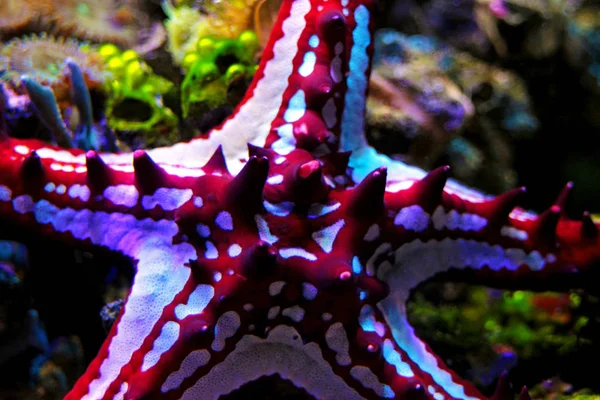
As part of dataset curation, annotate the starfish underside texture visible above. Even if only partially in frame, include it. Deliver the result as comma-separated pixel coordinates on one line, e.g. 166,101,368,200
0,0,599,399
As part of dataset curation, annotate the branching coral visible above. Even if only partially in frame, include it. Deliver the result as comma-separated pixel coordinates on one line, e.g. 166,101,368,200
44,0,149,48
0,34,104,106
20,59,118,151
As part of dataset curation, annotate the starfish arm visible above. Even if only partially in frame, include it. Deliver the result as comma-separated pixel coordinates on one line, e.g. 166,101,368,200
0,138,203,250
373,169,600,292
341,167,600,400
65,238,198,400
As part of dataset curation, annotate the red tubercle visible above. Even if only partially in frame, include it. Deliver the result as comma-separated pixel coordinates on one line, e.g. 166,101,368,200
317,7,347,44
283,158,331,205
132,150,167,194
301,65,335,106
223,156,269,217
201,145,231,176
469,186,527,230
298,160,321,179
292,111,331,150
346,166,387,219
85,150,115,194
581,211,599,239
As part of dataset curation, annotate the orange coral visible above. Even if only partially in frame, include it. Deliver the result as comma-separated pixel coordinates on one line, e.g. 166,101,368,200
0,0,51,34
44,0,149,47
202,0,282,45
253,0,283,46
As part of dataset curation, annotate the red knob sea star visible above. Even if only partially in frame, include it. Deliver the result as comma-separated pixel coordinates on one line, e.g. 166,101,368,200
1,0,599,399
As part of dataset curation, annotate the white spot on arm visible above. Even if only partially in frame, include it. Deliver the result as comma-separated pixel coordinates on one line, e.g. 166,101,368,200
311,219,345,253
432,206,487,231
269,281,286,296
309,34,320,48
211,311,241,352
196,224,211,238
255,215,279,244
302,283,318,300
44,182,55,193
175,284,214,320
501,226,528,241
14,145,29,155
459,212,487,231
215,211,234,231
228,244,242,257
271,123,297,155
352,256,363,274
267,174,284,185
282,305,305,322
113,382,129,400
279,248,317,261
284,90,307,123
307,202,341,218
104,185,139,208
394,205,430,232
68,184,90,202
330,43,344,83
350,366,395,398
325,322,351,366
162,350,211,393
142,188,193,211
213,272,222,282
359,305,386,337
363,224,380,241
264,200,294,217
382,339,413,377
0,185,12,201
13,195,34,214
205,241,218,259
268,306,281,319
322,98,337,129
299,51,317,77
142,321,181,372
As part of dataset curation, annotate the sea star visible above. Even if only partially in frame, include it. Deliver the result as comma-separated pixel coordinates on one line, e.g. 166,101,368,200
0,0,599,399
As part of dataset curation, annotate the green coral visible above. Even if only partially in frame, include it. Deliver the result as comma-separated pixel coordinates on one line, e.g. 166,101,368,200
180,30,259,118
99,44,178,147
528,377,600,399
407,284,586,388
